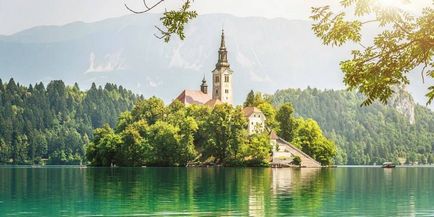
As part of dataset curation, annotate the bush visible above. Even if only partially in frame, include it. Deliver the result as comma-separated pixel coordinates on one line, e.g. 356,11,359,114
292,156,301,166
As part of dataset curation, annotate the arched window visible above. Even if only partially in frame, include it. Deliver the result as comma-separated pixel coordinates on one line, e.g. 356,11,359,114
224,75,229,82
215,75,220,83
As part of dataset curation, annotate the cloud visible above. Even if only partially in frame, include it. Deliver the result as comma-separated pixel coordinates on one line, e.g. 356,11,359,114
85,51,126,73
146,76,162,88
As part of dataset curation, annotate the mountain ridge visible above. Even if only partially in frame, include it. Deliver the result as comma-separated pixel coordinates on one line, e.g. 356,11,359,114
0,13,432,108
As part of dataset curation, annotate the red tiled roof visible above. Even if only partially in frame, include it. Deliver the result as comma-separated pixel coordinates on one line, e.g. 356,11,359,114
242,106,263,117
176,90,212,105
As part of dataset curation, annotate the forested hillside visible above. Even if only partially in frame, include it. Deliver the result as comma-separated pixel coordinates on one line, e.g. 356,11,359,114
268,88,434,165
0,78,139,164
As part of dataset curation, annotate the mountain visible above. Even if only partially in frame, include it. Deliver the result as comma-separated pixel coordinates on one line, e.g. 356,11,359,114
0,13,432,108
268,88,434,165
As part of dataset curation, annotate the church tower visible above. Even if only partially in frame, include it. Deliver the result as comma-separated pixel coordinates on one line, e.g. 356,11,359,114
200,75,208,94
212,29,233,104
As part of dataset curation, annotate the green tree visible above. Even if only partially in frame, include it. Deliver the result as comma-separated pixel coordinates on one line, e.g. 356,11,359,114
311,0,434,105
131,97,166,125
0,139,9,163
257,101,279,131
244,90,256,107
0,79,138,165
276,103,296,142
86,124,121,166
244,133,272,166
148,120,197,166
202,104,249,165
292,118,337,165
117,120,150,167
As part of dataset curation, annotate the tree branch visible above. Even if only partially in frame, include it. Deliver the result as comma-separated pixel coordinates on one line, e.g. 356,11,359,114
361,19,378,25
124,0,165,14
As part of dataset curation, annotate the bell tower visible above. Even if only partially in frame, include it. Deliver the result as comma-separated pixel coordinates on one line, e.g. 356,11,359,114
212,29,233,104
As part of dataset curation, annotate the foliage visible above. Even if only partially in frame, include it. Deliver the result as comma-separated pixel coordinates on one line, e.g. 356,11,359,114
311,0,434,106
89,99,281,167
269,87,434,165
158,0,198,42
0,78,138,165
125,0,197,43
198,104,249,165
244,133,272,166
276,103,296,142
292,155,301,166
292,118,337,165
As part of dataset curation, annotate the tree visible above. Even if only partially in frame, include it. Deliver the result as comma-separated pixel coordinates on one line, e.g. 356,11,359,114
131,97,166,125
0,79,138,165
86,124,122,166
244,133,272,166
202,104,249,165
244,90,256,107
276,103,296,142
0,139,9,163
257,101,279,131
148,120,197,166
292,118,337,165
428,154,434,165
311,0,434,105
117,120,150,167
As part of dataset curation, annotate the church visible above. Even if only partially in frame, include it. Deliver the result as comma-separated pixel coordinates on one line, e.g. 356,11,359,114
175,30,233,107
175,30,266,134
174,30,321,168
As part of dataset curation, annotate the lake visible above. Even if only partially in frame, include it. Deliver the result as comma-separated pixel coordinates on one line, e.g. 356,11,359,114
0,166,433,216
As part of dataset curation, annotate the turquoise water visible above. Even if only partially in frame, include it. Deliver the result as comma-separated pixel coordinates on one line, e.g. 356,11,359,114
0,166,433,216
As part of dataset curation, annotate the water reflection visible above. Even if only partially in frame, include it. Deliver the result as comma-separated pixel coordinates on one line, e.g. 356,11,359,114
0,167,433,216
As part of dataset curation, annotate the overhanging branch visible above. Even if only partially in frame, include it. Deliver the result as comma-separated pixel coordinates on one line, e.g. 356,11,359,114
124,0,165,14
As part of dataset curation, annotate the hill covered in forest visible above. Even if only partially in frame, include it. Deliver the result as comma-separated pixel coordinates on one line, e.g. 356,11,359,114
268,88,434,165
1,78,433,165
0,78,139,164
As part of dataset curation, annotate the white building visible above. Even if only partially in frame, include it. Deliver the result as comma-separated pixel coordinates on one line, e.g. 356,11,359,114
243,107,266,135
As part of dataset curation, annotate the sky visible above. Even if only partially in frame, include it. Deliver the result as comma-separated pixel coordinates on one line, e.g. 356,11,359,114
1,0,431,35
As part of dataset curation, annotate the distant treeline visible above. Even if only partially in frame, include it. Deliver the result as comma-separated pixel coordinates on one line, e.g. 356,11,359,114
0,78,138,164
268,88,434,165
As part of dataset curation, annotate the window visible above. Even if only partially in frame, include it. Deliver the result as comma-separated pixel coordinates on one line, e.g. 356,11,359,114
225,89,229,94
216,89,219,94
215,75,220,83
224,75,229,82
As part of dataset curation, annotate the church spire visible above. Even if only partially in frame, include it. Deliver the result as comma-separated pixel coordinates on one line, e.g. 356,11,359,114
220,29,226,49
200,74,208,94
216,29,230,68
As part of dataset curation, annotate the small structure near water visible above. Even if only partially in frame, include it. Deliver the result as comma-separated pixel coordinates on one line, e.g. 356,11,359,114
270,132,321,168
